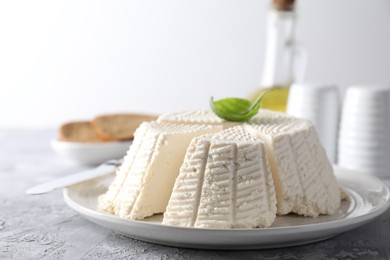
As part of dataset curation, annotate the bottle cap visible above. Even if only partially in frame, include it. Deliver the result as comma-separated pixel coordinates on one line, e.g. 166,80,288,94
272,0,295,11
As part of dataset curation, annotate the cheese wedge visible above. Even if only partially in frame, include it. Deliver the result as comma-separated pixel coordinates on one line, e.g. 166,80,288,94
163,126,276,228
98,122,222,220
246,117,341,217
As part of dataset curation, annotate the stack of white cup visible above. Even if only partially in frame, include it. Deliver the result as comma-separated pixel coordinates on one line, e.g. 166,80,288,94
338,86,390,178
287,83,340,163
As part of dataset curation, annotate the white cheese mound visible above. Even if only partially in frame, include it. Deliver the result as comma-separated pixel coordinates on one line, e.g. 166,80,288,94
99,108,342,227
98,122,222,220
163,126,276,228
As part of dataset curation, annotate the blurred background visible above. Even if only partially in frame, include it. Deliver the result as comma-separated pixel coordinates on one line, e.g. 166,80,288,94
1,0,390,128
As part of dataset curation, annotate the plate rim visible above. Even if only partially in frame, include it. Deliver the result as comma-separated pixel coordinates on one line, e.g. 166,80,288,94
63,166,390,233
63,166,390,250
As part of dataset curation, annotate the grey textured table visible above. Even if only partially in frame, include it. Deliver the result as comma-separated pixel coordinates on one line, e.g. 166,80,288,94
1,129,390,260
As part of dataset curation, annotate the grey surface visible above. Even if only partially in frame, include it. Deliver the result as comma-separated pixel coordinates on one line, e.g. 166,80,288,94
1,129,390,260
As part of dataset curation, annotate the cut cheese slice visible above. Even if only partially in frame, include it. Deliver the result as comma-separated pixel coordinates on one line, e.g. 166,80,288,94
98,122,222,220
163,126,276,228
246,117,341,217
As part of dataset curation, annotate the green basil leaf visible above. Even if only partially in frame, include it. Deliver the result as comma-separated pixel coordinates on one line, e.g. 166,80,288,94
210,89,271,122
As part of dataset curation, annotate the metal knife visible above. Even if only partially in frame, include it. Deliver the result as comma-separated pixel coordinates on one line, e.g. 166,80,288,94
25,159,123,195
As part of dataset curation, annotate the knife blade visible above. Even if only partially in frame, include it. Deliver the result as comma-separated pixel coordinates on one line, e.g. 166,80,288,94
25,159,122,195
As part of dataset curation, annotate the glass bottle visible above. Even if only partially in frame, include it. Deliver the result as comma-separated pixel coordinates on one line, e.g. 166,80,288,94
251,0,305,112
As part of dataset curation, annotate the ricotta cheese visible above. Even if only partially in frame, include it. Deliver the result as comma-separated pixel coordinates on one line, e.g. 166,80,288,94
98,122,222,220
163,126,276,228
100,108,342,227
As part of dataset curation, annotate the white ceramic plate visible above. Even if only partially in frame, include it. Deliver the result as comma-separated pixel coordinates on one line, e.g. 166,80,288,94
63,166,390,249
51,139,132,166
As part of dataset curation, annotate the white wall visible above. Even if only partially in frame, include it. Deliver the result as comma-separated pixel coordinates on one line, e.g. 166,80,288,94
1,0,389,128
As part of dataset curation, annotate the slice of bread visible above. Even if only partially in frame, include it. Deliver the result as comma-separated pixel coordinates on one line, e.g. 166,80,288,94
59,121,104,142
92,114,157,141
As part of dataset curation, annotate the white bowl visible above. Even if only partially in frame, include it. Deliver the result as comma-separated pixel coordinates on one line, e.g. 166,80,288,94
51,139,132,166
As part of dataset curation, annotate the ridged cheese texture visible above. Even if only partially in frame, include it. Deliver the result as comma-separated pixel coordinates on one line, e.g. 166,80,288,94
98,122,222,220
246,117,341,217
157,108,240,129
163,126,277,228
